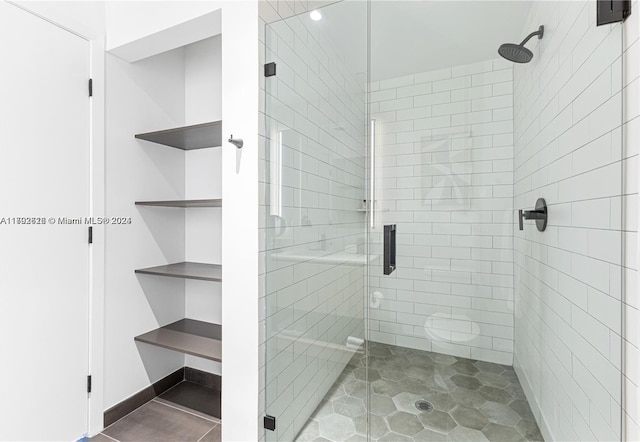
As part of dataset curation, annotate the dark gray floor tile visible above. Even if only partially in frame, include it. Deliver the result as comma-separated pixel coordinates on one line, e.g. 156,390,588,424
296,343,545,442
480,400,521,427
343,379,367,400
510,399,536,419
377,431,413,441
407,353,436,368
354,413,389,439
476,372,509,389
448,425,490,441
482,422,527,442
425,391,456,412
378,366,407,382
156,381,220,420
478,386,512,404
451,374,482,390
505,383,527,400
89,434,117,442
517,418,544,441
451,387,487,409
414,428,448,441
398,377,436,396
474,361,507,374
333,396,366,419
452,360,479,375
310,400,334,420
451,406,490,430
418,409,456,433
103,401,214,442
199,424,221,442
370,394,397,416
387,411,424,436
392,391,426,415
296,420,320,442
371,379,403,397
354,367,381,382
318,414,356,441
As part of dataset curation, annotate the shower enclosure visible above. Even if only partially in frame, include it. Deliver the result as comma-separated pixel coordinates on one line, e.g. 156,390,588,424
262,1,626,441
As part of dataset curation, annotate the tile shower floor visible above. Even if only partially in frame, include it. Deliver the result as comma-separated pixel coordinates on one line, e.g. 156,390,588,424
295,342,543,442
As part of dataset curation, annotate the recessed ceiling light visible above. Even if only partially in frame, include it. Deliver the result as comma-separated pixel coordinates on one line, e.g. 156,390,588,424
309,10,322,21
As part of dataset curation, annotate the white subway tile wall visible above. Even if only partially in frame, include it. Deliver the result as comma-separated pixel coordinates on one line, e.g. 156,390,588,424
259,2,367,441
368,59,516,366
513,2,631,441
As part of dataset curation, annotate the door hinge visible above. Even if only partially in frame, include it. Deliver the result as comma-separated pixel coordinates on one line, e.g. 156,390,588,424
597,0,631,25
87,375,92,393
264,62,276,77
264,415,276,431
88,78,93,97
88,226,93,244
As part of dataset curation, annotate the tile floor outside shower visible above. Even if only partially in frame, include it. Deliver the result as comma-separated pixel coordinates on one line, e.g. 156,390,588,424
89,399,221,442
295,342,543,442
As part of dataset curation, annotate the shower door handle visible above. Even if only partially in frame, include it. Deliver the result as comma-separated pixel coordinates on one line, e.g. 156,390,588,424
383,224,396,275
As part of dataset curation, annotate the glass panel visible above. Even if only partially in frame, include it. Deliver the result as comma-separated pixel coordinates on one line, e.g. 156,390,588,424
368,1,624,441
263,2,369,441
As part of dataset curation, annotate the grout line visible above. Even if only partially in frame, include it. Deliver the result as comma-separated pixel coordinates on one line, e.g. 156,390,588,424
102,398,157,432
152,398,221,424
98,433,119,442
196,424,219,442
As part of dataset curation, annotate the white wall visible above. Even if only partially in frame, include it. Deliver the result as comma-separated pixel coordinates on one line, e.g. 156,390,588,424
369,59,515,365
218,1,260,440
184,36,223,376
621,1,640,440
105,1,222,53
105,47,187,409
512,2,630,441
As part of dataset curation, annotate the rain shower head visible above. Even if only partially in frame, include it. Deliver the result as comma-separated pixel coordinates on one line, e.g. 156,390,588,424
498,25,544,63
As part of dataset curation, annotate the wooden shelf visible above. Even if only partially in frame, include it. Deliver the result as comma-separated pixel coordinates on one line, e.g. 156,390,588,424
135,121,222,150
135,262,222,281
135,319,222,362
135,199,222,208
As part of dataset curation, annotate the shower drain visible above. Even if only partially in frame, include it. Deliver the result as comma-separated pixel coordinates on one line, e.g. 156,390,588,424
414,400,434,413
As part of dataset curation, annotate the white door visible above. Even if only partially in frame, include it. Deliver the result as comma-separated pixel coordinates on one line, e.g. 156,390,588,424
0,2,90,440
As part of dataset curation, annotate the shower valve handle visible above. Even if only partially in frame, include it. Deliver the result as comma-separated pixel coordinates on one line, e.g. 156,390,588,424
518,198,548,232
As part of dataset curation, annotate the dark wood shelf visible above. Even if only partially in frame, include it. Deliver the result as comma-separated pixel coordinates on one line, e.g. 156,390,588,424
135,121,222,150
135,199,222,208
135,319,222,362
135,262,222,282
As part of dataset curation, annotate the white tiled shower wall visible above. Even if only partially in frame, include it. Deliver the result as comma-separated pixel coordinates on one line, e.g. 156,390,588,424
513,1,638,440
368,60,516,365
258,1,367,440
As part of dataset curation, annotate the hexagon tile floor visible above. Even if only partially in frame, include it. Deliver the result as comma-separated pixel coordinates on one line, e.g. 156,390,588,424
294,342,544,442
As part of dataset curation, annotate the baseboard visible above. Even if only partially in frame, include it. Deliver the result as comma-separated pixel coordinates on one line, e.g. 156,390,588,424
513,355,555,442
103,367,221,427
185,366,221,390
104,367,184,427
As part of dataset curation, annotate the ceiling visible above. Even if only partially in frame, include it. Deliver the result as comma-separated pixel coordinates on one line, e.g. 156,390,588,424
303,0,533,81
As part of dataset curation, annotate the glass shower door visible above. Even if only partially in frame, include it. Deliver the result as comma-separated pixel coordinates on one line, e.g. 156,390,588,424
262,2,369,441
